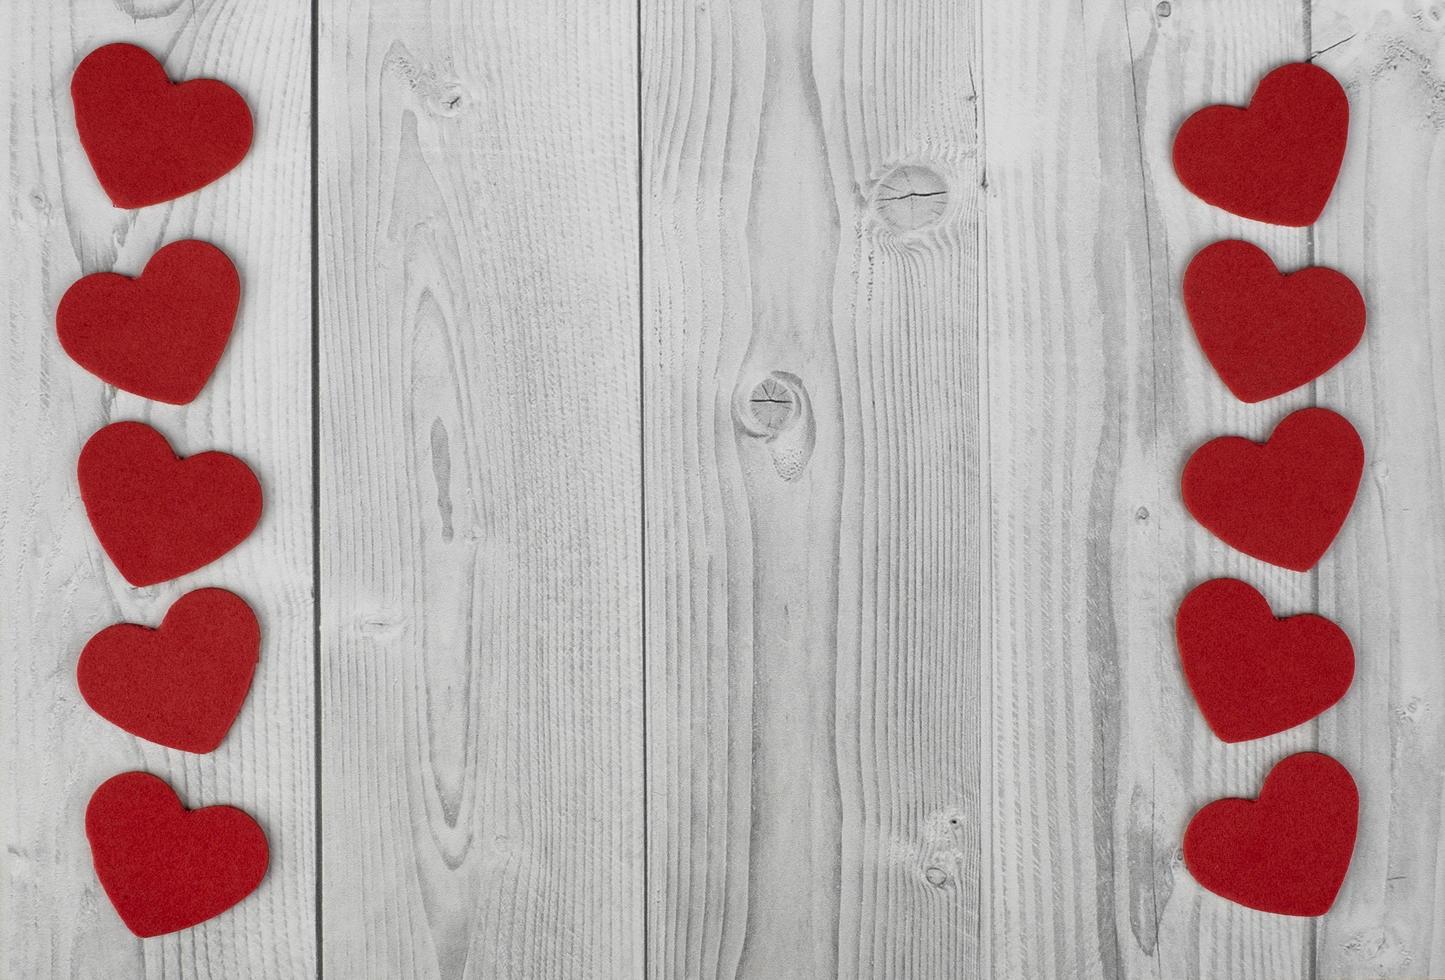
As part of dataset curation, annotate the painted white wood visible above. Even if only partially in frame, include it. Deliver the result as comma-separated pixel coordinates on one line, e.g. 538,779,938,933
1312,2,1445,976
643,0,983,975
981,3,1320,978
0,1,315,978
316,1,643,977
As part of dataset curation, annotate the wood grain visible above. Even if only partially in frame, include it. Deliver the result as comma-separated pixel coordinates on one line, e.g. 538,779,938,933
642,0,983,975
980,2,1320,978
1312,2,1445,976
317,1,642,977
0,1,315,978
7,1,1445,976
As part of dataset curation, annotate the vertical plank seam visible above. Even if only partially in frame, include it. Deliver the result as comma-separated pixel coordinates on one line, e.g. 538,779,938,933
1304,4,1319,979
973,0,991,974
636,0,649,973
311,0,324,973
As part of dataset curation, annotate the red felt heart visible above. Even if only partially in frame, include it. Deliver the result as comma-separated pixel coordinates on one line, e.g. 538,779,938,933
79,421,262,587
86,771,268,937
1177,578,1353,742
1184,240,1365,403
1173,63,1348,226
57,240,239,405
71,44,253,208
77,589,259,753
1184,752,1358,916
1182,407,1362,572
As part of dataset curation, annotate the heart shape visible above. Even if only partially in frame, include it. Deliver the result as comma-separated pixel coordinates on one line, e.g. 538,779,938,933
1184,240,1365,403
1184,752,1358,916
1173,62,1348,226
87,771,268,937
79,421,263,586
1177,578,1353,742
1182,407,1362,571
71,44,253,208
57,240,240,404
77,589,259,753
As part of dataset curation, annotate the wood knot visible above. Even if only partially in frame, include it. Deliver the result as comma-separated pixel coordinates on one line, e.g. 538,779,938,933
1155,1,1171,17
747,377,797,434
870,164,949,234
359,611,407,636
427,81,466,118
734,371,815,482
382,42,466,118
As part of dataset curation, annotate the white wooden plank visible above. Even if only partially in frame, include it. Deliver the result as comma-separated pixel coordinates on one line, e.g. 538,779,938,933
0,1,315,978
981,1,1321,977
317,1,643,976
642,0,983,974
1310,2,1445,976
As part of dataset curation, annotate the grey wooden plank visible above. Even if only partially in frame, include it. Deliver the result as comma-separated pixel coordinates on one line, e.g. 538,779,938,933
1311,3,1445,976
642,0,984,975
316,1,643,976
980,1,1319,977
0,1,316,978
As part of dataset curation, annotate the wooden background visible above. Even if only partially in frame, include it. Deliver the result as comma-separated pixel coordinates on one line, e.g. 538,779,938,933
2,0,1443,977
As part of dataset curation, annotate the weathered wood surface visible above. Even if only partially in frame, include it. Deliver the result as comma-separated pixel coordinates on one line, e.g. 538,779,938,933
4,0,1445,977
317,0,642,977
980,0,1331,976
1313,1,1445,975
0,1,315,979
642,0,983,975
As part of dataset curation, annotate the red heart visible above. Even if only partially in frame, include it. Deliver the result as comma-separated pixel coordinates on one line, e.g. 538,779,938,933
57,240,239,405
1182,407,1362,572
1173,63,1348,226
1184,752,1358,916
71,44,253,208
1184,240,1365,403
1177,579,1353,742
79,422,262,586
86,771,268,937
77,589,259,753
